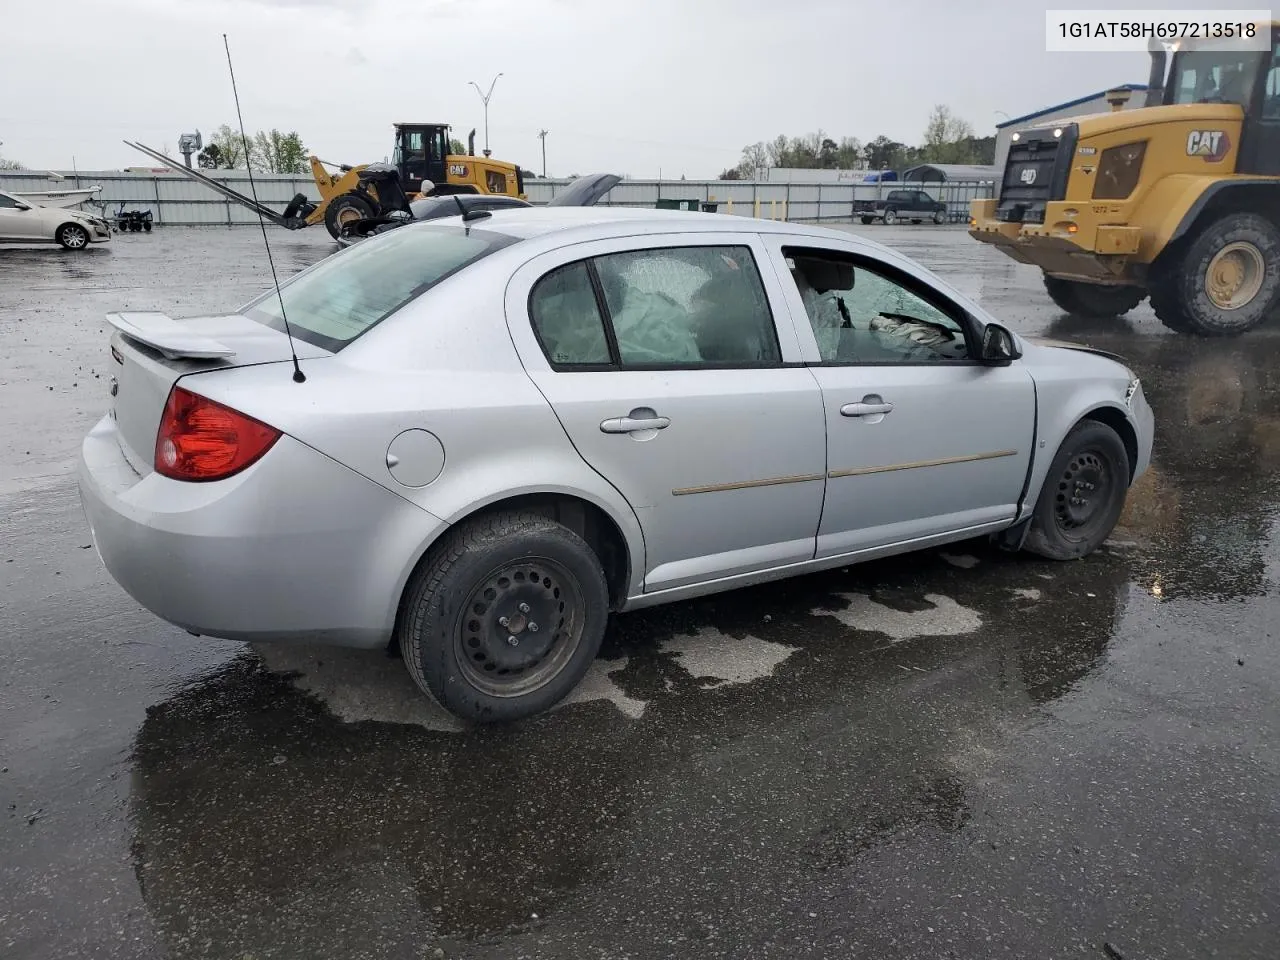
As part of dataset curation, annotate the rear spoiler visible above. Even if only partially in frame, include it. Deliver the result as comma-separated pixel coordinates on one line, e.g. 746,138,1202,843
106,312,236,361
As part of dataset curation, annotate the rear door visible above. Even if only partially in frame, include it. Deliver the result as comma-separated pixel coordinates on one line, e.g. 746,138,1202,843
504,232,827,593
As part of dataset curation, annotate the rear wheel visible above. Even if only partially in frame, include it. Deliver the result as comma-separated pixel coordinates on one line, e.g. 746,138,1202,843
860,216,874,225
1043,275,1146,318
142,220,152,232
56,223,89,250
398,510,610,723
883,209,897,225
1024,421,1130,561
323,192,376,240
1149,212,1280,336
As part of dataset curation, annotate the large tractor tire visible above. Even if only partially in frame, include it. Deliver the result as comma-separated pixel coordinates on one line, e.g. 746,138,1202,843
323,193,376,240
1043,275,1146,318
1149,212,1280,336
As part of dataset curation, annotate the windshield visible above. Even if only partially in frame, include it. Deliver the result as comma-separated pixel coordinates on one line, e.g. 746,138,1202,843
1169,49,1265,107
242,224,516,352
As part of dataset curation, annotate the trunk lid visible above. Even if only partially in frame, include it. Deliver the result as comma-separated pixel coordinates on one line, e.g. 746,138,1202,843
106,311,329,475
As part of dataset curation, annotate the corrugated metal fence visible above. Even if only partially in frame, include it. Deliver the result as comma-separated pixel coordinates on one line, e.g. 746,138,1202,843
0,170,996,226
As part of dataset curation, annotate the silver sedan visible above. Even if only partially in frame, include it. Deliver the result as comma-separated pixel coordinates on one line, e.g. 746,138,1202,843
77,208,1155,722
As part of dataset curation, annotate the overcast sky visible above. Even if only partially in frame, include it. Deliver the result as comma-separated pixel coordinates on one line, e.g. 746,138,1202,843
3,0,1199,178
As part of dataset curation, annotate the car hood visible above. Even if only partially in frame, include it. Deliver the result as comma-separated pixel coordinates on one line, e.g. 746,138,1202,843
1023,335,1128,365
545,173,622,207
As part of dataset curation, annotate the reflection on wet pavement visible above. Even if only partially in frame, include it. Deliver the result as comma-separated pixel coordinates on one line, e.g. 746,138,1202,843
4,227,1280,959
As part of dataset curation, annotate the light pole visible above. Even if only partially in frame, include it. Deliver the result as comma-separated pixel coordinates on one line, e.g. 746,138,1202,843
537,129,548,177
469,73,503,158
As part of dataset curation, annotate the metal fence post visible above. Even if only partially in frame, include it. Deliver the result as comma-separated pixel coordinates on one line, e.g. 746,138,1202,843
153,176,163,225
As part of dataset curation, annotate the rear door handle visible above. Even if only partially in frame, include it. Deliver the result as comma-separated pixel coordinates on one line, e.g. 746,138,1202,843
841,401,893,417
600,415,671,434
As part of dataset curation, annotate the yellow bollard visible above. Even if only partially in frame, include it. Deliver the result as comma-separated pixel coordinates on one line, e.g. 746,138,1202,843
782,199,788,221
727,198,733,215
753,196,759,218
770,199,777,219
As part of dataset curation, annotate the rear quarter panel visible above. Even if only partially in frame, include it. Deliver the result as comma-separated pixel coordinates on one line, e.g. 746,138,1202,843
181,259,649,597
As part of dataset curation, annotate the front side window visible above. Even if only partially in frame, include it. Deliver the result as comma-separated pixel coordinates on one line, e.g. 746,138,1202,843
1264,45,1280,117
0,194,19,209
592,245,780,367
782,246,970,364
243,224,514,351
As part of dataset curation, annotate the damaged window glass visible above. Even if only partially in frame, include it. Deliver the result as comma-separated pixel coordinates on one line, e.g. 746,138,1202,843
783,248,969,364
592,245,780,367
242,224,514,352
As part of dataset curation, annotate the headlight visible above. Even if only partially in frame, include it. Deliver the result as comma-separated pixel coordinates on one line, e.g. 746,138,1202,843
1093,141,1146,200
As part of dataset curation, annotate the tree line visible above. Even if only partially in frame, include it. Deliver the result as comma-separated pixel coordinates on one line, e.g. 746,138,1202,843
197,125,311,174
720,104,996,179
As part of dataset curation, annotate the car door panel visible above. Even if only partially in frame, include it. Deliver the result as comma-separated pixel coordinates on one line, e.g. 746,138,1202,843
809,363,1034,557
504,232,827,593
761,235,1036,557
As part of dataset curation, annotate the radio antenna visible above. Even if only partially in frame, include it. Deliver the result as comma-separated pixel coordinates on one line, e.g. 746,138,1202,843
223,33,305,383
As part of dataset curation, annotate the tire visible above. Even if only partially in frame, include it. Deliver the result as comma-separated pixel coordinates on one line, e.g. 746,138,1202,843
1024,420,1131,561
911,218,922,224
130,221,141,232
860,216,874,225
883,209,897,225
143,221,152,232
1043,275,1146,318
933,211,945,225
1148,212,1280,336
56,223,89,250
323,192,376,240
398,510,610,723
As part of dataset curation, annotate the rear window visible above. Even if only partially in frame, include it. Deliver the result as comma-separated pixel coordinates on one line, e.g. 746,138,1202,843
242,223,516,351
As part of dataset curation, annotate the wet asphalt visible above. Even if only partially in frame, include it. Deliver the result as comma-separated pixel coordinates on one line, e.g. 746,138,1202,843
2,224,1279,960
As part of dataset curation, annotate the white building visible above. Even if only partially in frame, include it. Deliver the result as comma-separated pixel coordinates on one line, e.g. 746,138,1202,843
994,84,1149,171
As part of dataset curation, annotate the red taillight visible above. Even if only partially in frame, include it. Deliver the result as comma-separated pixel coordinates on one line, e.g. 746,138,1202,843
154,386,281,482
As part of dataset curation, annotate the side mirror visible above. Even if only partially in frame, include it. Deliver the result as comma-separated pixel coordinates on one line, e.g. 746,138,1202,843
979,323,1021,365
14,203,30,211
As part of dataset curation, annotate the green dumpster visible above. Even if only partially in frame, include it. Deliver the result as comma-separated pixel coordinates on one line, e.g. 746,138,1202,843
656,198,700,211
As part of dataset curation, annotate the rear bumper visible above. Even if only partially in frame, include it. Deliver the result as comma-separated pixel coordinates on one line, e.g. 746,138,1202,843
76,414,447,648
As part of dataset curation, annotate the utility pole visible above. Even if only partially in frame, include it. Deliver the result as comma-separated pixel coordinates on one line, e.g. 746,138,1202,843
468,73,503,157
537,129,548,177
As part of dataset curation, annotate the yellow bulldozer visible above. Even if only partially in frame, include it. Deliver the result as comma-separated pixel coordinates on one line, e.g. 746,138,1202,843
970,22,1280,336
126,123,530,240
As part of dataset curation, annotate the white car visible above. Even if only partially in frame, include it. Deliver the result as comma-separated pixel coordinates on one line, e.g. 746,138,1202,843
0,190,112,249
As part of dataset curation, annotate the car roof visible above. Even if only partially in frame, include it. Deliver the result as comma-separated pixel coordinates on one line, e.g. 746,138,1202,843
441,206,893,250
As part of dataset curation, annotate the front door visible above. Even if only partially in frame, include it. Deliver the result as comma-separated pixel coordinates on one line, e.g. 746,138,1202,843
0,193,43,239
763,238,1036,558
505,233,827,593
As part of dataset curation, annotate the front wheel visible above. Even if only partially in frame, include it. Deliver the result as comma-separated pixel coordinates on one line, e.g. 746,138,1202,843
398,511,610,723
1043,275,1146,318
56,223,89,250
1149,212,1280,336
1024,420,1131,561
933,210,945,224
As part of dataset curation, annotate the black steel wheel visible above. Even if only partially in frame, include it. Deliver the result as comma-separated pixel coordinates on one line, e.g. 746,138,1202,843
399,510,610,723
1024,420,1131,560
455,557,586,698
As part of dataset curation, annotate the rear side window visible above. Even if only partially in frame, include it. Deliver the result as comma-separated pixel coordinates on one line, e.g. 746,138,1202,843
530,262,612,366
528,244,781,369
243,224,514,352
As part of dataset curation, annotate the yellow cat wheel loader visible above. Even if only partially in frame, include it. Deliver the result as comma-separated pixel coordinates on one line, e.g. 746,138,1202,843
126,123,530,241
970,22,1280,336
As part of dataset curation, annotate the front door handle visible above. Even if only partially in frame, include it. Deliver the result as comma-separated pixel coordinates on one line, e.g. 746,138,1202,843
600,415,671,434
841,400,893,417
